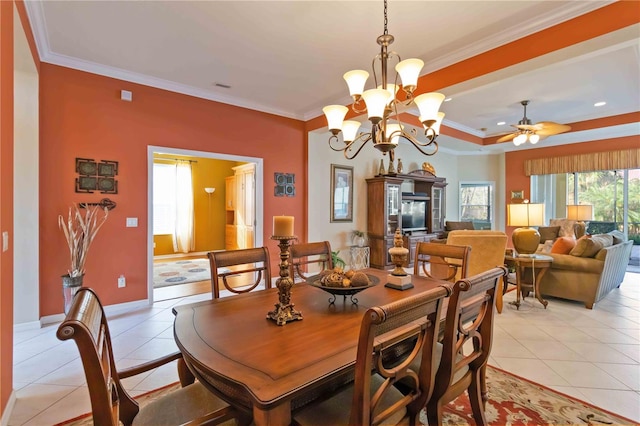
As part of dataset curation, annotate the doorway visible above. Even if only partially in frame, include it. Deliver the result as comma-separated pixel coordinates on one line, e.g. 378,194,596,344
147,146,264,303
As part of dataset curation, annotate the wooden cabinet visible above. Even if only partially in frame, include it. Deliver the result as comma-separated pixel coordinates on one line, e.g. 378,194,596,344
225,176,236,211
225,163,255,250
367,171,447,269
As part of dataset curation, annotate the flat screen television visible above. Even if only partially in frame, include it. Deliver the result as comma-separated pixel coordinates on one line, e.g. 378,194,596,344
401,200,427,231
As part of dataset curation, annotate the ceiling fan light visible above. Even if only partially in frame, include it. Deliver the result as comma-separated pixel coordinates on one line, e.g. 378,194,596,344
322,105,349,133
341,120,361,142
386,123,403,145
513,133,527,146
362,89,392,123
343,70,369,97
395,58,424,91
414,92,445,123
529,134,540,144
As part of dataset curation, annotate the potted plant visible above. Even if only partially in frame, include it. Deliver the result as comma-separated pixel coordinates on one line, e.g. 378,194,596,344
351,230,367,247
59,204,109,313
331,250,346,269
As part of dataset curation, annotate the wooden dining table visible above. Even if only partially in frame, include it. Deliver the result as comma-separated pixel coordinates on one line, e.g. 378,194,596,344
172,268,448,426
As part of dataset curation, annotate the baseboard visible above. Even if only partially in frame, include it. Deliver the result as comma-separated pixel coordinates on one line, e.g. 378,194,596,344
13,320,42,333
0,389,16,426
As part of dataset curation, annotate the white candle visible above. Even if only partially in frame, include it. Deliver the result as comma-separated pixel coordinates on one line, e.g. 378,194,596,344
273,216,294,236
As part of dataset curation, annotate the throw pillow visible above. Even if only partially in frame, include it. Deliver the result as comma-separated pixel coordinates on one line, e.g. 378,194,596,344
570,234,614,258
538,226,561,242
551,236,576,254
445,221,475,231
550,218,577,238
608,230,625,245
537,240,554,254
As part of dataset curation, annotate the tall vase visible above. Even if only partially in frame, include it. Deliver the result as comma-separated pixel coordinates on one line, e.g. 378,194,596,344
62,274,84,314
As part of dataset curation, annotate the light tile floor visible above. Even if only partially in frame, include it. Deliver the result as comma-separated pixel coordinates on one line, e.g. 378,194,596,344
8,272,640,425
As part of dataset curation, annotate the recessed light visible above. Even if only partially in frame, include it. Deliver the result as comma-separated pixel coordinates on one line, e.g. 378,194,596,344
497,121,506,126
213,82,232,89
594,101,606,107
444,97,452,102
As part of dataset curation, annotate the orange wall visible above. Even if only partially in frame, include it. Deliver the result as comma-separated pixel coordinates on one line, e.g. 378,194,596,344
0,0,14,414
503,136,640,244
152,155,240,255
39,64,306,316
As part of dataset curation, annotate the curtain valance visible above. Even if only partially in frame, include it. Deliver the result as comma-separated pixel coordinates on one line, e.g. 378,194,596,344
524,148,640,176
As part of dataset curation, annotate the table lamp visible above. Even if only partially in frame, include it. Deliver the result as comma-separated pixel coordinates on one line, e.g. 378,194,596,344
507,200,545,256
566,204,593,239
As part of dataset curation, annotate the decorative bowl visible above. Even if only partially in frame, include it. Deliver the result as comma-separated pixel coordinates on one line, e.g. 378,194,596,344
306,273,380,305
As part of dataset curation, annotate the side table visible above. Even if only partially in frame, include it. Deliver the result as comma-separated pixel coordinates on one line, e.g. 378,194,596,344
505,254,553,309
349,246,370,270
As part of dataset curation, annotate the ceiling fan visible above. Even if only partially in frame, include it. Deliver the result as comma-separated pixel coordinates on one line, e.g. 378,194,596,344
497,100,571,145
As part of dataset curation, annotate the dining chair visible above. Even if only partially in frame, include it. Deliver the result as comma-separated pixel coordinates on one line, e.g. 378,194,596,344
418,266,508,426
289,241,333,282
293,284,451,426
413,241,471,282
208,247,272,299
445,230,509,313
56,287,238,426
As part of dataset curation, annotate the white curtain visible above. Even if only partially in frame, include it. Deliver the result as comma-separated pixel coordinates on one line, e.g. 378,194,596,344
172,161,195,253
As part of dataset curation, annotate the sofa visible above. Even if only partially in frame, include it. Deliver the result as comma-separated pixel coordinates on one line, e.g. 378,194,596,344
537,230,633,309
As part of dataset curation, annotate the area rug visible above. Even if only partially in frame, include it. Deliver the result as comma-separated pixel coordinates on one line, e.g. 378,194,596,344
56,366,636,425
153,258,211,288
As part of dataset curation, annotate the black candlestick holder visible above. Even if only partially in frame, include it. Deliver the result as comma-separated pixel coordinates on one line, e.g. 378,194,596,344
267,235,303,326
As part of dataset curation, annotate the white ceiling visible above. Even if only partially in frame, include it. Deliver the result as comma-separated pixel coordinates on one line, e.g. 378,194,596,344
24,1,640,155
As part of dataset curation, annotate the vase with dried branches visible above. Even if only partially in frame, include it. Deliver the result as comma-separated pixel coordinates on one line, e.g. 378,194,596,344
59,204,108,313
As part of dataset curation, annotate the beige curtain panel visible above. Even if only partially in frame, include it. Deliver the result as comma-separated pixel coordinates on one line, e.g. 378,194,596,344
524,148,640,176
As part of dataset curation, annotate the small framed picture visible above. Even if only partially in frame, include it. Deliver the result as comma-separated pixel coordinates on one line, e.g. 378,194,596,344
330,164,353,222
511,190,524,201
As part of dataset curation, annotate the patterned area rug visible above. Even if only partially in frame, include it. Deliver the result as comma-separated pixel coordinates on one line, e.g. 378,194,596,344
153,258,211,288
56,366,635,425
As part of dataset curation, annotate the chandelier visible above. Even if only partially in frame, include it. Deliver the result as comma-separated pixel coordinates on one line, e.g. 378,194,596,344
322,0,446,160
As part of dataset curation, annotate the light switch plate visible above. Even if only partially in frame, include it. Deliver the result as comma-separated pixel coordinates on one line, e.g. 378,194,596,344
126,217,138,227
2,232,8,252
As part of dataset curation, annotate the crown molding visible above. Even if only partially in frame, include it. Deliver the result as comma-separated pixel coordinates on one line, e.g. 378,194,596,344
422,1,613,74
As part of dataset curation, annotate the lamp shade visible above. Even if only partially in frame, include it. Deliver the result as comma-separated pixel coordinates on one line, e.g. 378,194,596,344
323,105,348,132
395,58,424,90
414,92,445,123
385,123,403,145
377,83,399,104
566,204,593,221
362,89,392,122
341,120,361,142
507,203,545,227
343,70,369,97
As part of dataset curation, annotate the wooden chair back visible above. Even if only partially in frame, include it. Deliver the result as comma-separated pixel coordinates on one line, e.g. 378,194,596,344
350,284,451,426
289,241,333,282
414,242,471,282
426,266,508,426
58,288,239,426
56,287,142,425
208,247,272,298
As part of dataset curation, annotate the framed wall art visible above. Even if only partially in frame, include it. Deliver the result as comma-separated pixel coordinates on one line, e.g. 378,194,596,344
274,172,295,197
510,190,524,202
330,164,353,222
75,158,119,194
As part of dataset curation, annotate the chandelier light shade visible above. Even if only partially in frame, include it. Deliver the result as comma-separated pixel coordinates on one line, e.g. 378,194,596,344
324,0,445,159
508,200,545,256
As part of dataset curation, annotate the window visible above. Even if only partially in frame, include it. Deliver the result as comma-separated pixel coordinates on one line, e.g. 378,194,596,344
532,169,639,243
153,163,176,235
459,182,494,230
